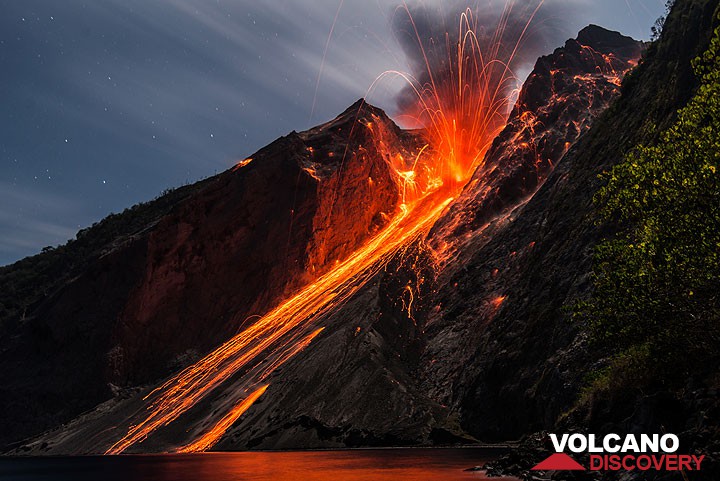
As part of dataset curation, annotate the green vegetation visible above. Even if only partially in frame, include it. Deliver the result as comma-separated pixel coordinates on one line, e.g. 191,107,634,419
577,17,720,387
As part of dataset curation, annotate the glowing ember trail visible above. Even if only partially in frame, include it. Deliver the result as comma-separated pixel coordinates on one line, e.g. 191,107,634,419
257,328,326,382
378,2,544,195
176,385,269,454
105,198,452,454
105,2,543,454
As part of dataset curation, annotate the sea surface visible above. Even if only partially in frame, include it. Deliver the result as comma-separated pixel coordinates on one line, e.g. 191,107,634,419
0,447,519,481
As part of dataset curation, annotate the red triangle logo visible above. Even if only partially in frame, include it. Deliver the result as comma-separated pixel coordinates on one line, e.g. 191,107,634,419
531,453,586,471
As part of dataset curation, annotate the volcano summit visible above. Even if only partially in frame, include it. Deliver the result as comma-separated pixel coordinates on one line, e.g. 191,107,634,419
1,3,719,480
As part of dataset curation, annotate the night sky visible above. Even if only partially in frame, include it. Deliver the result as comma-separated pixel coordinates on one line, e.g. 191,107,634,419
0,0,665,265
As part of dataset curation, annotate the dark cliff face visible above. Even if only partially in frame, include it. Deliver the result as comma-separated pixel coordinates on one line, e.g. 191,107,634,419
4,0,718,455
373,25,646,441
410,25,648,439
201,25,649,451
427,0,719,441
0,100,415,449
432,25,644,242
112,100,408,385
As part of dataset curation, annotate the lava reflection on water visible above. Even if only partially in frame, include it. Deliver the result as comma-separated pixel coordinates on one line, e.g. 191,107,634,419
0,448,520,481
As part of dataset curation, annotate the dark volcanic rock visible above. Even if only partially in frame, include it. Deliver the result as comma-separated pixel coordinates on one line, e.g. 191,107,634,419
424,1,719,442
432,25,644,239
5,0,718,456
0,100,414,449
397,26,644,436
112,100,408,385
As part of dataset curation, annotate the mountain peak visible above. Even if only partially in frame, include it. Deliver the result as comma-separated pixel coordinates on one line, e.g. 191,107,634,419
300,98,399,142
575,24,644,54
335,98,390,122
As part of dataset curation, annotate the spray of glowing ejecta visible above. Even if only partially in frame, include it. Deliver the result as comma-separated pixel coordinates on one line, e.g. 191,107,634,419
105,1,543,453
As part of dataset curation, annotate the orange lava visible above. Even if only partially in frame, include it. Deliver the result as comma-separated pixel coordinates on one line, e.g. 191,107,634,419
105,4,542,454
232,158,253,171
106,196,453,454
491,295,506,309
177,384,269,454
381,3,544,195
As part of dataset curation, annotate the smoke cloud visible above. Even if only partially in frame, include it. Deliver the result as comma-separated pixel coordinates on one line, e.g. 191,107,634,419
392,0,582,116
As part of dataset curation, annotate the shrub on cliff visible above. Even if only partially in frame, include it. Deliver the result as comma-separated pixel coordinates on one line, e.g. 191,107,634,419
578,17,720,385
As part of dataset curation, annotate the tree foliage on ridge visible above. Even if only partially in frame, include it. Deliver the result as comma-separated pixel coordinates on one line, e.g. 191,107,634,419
578,16,720,384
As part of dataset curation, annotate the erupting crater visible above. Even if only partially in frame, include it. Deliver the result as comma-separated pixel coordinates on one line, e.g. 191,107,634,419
9,15,643,454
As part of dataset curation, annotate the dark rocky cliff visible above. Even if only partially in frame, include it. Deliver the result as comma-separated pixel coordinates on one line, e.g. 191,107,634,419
78,24,648,453
433,25,644,239
0,101,417,449
3,0,718,462
441,0,719,442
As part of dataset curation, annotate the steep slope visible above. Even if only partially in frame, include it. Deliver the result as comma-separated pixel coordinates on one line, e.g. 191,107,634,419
426,25,645,298
7,24,645,455
433,25,644,240
0,101,417,449
7,0,716,456
182,25,645,451
428,0,720,441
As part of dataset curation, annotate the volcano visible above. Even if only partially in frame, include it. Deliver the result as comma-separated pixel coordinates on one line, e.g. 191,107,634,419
1,3,717,462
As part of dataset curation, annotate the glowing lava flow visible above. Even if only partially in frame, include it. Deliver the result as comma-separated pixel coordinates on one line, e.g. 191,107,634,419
376,2,543,195
105,197,452,454
105,3,541,454
176,384,269,454
173,328,324,453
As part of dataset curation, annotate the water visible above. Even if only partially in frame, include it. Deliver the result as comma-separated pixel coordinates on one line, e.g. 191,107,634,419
0,448,518,481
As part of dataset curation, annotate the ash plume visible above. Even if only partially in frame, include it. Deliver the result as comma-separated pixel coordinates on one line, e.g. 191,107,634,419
392,0,581,117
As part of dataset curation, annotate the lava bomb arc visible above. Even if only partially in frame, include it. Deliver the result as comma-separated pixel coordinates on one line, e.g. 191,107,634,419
103,1,543,453
13,1,644,455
